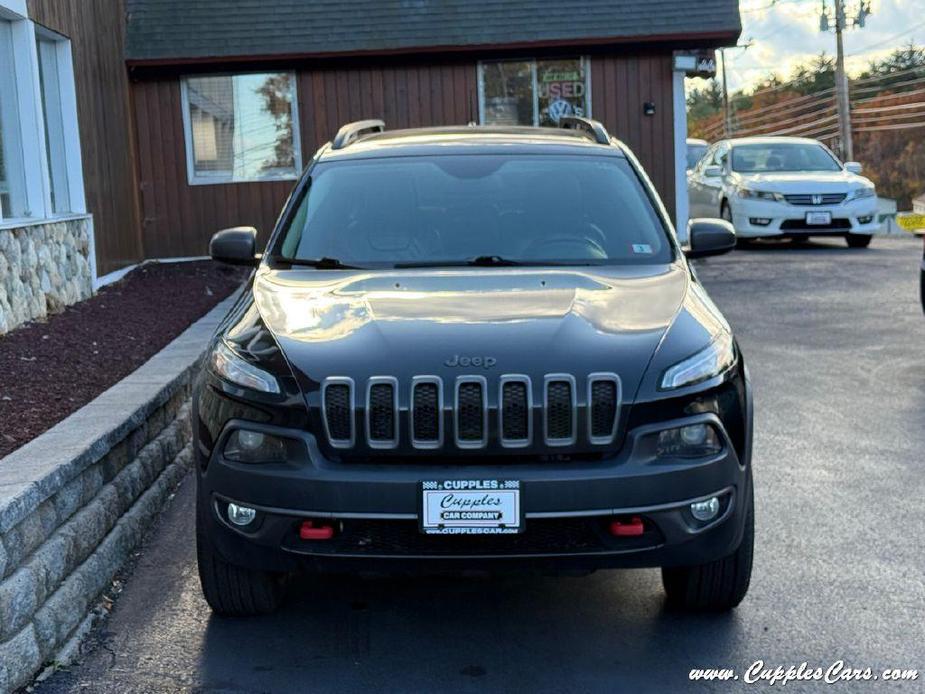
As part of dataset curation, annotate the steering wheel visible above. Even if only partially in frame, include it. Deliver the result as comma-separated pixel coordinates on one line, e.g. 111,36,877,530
520,235,607,261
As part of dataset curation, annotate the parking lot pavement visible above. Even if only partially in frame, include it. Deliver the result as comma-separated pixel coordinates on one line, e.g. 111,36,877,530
37,236,925,693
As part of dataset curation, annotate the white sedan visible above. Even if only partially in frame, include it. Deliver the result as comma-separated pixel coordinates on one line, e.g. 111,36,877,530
687,136,879,248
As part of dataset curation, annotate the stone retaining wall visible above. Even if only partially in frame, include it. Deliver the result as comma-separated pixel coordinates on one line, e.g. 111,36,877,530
0,216,94,335
0,293,234,692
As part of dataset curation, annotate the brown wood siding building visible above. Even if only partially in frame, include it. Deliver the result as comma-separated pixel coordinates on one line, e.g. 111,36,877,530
131,53,677,260
28,0,143,275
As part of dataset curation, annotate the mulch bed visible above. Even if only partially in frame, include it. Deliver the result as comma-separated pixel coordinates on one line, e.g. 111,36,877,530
0,261,248,459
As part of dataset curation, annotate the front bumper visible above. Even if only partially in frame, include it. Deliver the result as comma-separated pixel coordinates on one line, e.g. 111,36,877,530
731,197,879,238
197,412,752,573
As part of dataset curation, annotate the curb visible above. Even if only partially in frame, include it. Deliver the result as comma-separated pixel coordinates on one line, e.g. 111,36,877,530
0,289,238,693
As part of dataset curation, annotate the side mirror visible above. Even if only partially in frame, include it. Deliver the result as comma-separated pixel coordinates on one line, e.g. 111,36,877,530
845,161,862,174
209,226,258,266
685,219,736,259
703,165,723,178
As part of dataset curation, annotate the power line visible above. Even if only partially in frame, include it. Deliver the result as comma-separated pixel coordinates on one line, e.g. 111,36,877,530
845,19,925,56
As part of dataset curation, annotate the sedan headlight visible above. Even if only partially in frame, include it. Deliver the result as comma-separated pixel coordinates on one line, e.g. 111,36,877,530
661,331,735,390
210,341,280,394
847,186,876,201
736,186,783,202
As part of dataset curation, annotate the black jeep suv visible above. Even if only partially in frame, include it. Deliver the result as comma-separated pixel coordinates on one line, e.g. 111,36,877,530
195,118,754,615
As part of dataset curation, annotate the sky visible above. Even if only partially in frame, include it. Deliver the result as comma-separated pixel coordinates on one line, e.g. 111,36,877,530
718,0,923,93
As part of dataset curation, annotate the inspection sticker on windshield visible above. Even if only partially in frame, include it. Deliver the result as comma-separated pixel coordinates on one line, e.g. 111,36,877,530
632,244,653,254
421,480,521,534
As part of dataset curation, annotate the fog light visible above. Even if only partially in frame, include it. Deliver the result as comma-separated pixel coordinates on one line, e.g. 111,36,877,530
858,215,873,224
690,497,720,522
749,217,772,226
227,502,256,526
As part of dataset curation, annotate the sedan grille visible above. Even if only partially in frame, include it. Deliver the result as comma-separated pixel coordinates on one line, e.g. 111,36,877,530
783,193,847,206
320,373,621,452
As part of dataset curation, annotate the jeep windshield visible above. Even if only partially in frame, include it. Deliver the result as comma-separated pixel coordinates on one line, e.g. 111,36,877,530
273,155,675,268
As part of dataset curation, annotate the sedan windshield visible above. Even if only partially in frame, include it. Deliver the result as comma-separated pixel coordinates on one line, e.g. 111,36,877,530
731,143,842,173
687,144,708,170
274,155,674,267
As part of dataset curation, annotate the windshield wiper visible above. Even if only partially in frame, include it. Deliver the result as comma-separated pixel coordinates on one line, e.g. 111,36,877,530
394,256,596,269
268,256,365,270
394,255,524,268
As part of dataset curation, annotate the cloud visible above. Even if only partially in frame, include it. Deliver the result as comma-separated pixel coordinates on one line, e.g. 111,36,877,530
720,0,920,93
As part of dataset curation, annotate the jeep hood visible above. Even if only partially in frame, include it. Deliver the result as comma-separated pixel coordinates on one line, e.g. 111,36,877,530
251,264,719,400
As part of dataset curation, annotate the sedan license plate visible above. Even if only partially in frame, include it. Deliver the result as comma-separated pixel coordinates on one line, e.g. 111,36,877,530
421,480,521,534
805,211,832,226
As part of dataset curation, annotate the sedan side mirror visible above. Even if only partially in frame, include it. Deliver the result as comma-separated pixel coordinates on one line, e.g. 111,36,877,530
845,161,862,174
685,219,736,259
703,165,723,178
210,226,258,266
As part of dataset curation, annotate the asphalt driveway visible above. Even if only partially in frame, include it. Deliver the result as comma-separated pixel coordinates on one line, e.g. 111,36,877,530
38,236,925,693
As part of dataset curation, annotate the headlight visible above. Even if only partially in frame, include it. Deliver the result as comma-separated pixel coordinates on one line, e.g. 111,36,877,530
224,429,289,463
210,341,280,394
736,186,783,202
661,331,735,390
656,424,723,458
847,186,876,201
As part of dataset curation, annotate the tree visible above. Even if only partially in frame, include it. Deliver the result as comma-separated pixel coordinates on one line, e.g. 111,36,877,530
256,74,295,172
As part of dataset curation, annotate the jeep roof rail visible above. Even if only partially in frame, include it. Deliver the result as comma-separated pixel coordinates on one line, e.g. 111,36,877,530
558,116,611,145
331,119,386,149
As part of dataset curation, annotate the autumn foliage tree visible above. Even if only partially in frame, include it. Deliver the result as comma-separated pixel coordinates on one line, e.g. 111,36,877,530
687,45,925,208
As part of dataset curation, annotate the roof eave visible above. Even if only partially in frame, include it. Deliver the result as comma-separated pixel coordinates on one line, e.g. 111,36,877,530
125,28,741,68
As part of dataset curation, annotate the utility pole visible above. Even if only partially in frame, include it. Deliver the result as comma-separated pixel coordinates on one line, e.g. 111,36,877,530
822,0,870,160
720,48,731,138
833,0,854,161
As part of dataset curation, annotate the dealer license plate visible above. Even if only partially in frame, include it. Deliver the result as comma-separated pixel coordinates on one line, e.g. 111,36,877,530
421,480,521,534
805,211,832,225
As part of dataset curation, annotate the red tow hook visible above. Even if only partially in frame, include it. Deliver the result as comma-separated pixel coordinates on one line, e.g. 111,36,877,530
609,516,645,537
299,520,335,540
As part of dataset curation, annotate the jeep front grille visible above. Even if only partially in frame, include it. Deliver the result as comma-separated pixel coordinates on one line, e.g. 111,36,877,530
366,377,398,448
544,375,576,445
320,373,621,452
411,378,442,447
455,377,487,448
500,376,531,446
322,379,354,447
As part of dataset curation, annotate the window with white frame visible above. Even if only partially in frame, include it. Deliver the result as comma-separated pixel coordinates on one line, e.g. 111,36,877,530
0,19,27,219
0,6,84,225
479,57,591,127
181,72,301,184
36,34,70,213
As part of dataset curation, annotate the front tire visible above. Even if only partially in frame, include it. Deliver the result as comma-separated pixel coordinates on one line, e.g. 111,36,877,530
846,233,872,248
196,494,287,616
661,477,754,612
